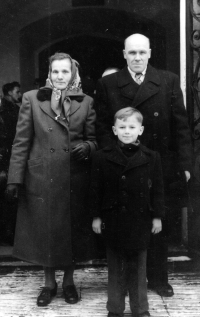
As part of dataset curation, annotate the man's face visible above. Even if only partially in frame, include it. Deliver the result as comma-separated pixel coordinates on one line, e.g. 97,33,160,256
9,87,22,103
123,35,151,73
112,115,144,144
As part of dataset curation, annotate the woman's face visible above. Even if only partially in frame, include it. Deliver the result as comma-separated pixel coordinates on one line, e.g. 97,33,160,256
50,58,72,90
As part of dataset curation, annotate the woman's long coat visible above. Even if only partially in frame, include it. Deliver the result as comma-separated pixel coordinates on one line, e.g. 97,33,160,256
7,90,97,267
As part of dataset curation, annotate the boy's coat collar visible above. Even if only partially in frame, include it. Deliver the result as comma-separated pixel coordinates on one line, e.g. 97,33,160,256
103,143,151,171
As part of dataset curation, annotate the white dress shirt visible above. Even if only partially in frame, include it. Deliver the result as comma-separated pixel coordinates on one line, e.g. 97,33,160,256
128,66,147,84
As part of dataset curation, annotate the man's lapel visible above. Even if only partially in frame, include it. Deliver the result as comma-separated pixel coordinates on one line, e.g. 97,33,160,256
133,65,160,108
117,67,137,100
118,65,160,107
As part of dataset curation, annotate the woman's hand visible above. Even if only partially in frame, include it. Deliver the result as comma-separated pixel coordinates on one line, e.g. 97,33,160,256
151,218,162,234
72,143,90,161
92,217,102,234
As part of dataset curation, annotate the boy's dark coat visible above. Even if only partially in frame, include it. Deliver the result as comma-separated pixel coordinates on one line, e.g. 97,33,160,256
89,143,165,252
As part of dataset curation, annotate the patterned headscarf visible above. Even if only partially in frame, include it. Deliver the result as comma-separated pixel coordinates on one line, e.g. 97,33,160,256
41,54,84,120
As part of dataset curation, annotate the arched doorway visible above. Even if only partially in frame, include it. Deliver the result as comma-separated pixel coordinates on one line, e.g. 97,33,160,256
20,8,166,92
38,35,124,86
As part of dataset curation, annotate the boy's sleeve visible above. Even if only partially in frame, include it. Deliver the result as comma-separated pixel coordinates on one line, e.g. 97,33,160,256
151,152,165,218
88,151,104,218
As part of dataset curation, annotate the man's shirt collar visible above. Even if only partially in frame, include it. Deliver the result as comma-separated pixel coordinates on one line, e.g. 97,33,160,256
128,66,147,83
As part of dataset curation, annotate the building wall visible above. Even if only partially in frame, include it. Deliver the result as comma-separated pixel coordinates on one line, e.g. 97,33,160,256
0,0,179,93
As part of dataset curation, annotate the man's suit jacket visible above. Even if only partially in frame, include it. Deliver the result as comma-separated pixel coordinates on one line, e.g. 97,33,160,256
95,65,193,184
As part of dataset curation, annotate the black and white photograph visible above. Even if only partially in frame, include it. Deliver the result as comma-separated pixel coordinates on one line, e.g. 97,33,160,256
0,1,200,316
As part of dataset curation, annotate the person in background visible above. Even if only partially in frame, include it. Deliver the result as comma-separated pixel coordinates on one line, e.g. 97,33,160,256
102,67,120,77
89,107,164,317
94,33,193,297
11,81,22,107
0,81,21,244
5,52,97,306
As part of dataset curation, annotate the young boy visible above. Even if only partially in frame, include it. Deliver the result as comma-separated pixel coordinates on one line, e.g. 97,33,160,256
89,107,165,317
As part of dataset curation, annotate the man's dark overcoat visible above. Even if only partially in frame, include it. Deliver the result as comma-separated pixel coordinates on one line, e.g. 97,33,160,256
7,89,97,267
95,65,193,184
89,143,165,252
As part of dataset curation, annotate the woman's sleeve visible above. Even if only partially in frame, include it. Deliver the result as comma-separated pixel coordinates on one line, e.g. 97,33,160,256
84,97,98,154
7,92,34,184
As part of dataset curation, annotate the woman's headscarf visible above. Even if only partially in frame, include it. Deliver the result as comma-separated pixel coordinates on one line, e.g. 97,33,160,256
41,54,84,120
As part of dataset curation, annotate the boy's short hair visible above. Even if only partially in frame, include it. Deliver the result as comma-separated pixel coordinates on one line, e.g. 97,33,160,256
114,107,143,124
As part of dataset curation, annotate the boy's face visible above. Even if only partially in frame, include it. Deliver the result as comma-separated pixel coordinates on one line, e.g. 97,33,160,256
112,115,144,144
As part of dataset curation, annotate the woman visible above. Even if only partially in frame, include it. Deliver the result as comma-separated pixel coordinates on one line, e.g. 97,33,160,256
6,52,97,306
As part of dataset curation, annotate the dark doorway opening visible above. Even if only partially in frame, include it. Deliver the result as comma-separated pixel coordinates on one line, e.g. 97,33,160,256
38,33,166,89
39,36,124,87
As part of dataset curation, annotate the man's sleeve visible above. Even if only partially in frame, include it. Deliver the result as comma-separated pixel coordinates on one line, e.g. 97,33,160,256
171,74,193,173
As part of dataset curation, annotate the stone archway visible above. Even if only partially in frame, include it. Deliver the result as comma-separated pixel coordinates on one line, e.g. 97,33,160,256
20,7,166,92
38,35,124,87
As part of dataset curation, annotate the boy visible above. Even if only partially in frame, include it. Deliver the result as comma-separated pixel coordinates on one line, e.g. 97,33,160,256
89,107,165,317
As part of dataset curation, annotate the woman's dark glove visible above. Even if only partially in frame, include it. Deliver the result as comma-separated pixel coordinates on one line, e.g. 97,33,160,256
5,184,19,202
72,143,90,161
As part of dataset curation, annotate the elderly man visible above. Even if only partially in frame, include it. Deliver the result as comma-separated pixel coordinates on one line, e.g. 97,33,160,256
95,33,193,297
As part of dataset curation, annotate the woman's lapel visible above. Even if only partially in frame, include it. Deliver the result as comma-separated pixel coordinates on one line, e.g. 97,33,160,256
39,100,68,128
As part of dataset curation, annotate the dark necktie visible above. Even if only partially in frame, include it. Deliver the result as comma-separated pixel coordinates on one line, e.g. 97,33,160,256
135,73,143,85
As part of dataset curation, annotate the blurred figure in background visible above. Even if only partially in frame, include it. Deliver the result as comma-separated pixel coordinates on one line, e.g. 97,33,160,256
0,81,21,244
102,67,120,77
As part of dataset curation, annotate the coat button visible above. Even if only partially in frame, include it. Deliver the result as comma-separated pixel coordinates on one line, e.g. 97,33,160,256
63,148,69,152
140,192,144,197
50,148,55,153
122,175,126,180
154,112,159,117
140,208,143,213
153,133,157,139
48,127,53,131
